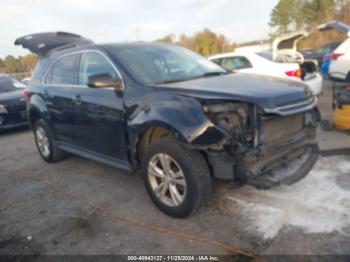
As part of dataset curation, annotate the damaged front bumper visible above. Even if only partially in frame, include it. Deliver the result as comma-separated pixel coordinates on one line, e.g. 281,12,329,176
242,129,318,188
207,125,319,189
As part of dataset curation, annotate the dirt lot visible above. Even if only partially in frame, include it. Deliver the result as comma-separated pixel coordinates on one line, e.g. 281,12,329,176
1,81,350,260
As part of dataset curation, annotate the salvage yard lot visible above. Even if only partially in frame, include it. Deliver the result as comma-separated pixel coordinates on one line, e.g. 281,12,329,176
1,83,350,258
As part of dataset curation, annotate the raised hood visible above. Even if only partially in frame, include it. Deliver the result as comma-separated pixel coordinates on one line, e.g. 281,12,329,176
155,73,315,115
318,21,350,37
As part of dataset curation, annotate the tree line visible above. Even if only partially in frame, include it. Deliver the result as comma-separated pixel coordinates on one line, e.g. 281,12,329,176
0,54,38,75
269,0,350,47
156,29,235,56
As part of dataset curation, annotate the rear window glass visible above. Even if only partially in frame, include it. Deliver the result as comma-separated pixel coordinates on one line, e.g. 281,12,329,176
256,51,273,61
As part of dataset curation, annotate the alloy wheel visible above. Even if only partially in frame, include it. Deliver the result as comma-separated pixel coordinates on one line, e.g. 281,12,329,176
36,126,50,157
148,153,187,207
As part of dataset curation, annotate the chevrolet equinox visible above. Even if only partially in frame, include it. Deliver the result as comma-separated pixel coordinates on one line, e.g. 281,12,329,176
15,32,319,217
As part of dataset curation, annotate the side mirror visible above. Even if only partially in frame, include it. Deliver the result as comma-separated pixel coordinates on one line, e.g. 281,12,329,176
87,73,124,91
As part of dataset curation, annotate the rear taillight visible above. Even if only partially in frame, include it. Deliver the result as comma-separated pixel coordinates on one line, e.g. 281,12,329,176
23,88,29,101
331,53,344,61
285,69,302,79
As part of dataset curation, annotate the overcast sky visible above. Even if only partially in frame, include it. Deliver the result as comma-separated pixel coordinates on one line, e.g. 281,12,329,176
0,0,278,58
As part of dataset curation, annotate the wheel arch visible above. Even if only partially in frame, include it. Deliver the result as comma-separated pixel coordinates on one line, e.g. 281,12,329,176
130,121,187,166
28,94,50,128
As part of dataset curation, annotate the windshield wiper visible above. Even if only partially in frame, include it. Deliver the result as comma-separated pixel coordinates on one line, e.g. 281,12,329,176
154,71,229,85
200,71,228,77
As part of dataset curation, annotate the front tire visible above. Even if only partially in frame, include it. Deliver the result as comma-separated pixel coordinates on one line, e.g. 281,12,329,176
142,138,212,218
34,119,66,163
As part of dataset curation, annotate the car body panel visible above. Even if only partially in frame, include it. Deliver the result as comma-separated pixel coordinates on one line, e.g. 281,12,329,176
73,87,129,161
154,73,311,110
127,90,225,145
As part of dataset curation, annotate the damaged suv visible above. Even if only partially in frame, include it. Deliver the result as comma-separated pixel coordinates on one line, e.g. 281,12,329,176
16,32,319,217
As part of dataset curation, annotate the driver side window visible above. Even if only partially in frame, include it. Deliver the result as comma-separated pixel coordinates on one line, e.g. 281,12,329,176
78,52,119,86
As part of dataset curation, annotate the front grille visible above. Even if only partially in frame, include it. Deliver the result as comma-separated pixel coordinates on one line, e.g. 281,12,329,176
4,99,26,113
264,96,317,116
261,113,304,144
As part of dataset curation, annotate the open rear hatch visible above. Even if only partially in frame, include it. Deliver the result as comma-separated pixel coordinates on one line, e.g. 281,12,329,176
14,32,94,57
318,21,350,37
273,31,319,78
272,31,308,63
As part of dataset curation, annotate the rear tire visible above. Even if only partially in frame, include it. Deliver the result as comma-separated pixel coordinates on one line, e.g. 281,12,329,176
141,138,212,218
34,119,66,163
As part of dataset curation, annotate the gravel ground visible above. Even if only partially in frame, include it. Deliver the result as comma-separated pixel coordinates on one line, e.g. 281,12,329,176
1,82,350,259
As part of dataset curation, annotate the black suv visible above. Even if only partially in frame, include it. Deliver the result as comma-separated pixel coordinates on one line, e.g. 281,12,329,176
16,32,319,217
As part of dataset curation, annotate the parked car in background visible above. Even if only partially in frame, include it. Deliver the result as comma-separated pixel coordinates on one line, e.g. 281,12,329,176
21,77,31,87
16,32,319,217
319,21,350,81
300,42,341,69
209,50,323,96
0,74,28,131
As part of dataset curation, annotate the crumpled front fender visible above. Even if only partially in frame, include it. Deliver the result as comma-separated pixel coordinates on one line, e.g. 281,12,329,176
128,95,226,148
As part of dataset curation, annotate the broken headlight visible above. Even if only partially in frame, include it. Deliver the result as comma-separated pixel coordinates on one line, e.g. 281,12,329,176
202,102,248,133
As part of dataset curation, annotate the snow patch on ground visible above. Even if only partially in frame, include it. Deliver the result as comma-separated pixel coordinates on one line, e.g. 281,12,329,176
224,156,350,239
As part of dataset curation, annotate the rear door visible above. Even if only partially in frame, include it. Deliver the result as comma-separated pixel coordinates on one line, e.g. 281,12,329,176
44,53,79,144
73,51,129,162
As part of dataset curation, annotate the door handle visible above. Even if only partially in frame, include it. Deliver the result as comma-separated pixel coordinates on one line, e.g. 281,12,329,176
75,94,82,105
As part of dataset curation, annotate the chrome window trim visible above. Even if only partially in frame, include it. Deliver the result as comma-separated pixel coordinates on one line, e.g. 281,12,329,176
41,49,125,90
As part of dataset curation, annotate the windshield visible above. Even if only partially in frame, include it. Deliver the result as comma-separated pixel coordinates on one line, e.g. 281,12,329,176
0,76,25,92
111,44,226,84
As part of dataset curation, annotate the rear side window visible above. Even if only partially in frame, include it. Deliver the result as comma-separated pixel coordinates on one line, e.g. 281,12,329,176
256,51,273,61
219,56,252,71
45,54,78,85
78,52,119,86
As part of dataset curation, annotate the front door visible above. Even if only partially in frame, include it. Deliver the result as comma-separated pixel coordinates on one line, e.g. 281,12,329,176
73,51,129,163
